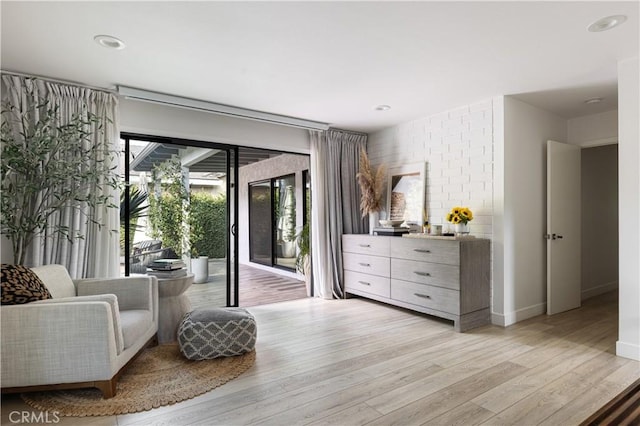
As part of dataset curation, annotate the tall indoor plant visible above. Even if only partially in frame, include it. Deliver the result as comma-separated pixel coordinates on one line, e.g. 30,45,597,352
1,95,119,264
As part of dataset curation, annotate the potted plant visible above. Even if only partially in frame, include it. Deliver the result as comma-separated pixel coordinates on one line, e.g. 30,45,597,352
446,206,474,235
120,184,148,254
295,222,311,296
190,246,209,284
1,93,118,264
188,195,208,284
356,148,386,234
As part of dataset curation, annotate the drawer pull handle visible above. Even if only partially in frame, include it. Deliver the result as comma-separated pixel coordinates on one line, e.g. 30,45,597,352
359,262,371,267
358,244,371,248
358,281,371,286
413,249,431,254
414,293,432,299
414,271,431,277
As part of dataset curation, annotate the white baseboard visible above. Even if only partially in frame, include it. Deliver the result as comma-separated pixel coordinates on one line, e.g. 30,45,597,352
492,302,547,327
582,281,618,301
616,340,640,361
491,313,507,327
243,261,302,280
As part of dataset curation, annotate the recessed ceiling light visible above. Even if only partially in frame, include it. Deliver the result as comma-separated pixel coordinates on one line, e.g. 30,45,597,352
587,15,627,32
94,34,126,50
374,105,391,111
585,97,604,104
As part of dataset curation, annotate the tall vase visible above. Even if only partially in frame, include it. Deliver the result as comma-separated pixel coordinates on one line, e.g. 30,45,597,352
369,211,379,235
454,222,470,236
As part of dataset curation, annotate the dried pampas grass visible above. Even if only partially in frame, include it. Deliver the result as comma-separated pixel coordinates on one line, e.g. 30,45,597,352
356,148,386,218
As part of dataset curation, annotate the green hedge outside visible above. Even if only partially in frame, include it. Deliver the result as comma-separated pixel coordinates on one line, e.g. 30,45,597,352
148,193,184,256
190,192,227,259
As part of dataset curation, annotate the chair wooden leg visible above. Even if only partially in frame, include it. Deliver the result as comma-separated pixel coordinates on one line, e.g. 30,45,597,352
95,379,116,399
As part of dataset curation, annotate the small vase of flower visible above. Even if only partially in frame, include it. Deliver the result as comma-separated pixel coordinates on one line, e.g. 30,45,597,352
446,206,474,236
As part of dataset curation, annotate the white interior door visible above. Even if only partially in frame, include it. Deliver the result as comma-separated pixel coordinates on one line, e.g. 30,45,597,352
547,140,582,315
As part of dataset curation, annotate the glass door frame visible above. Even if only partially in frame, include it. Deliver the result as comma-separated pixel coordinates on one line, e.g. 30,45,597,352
248,179,273,267
248,173,298,272
120,132,239,307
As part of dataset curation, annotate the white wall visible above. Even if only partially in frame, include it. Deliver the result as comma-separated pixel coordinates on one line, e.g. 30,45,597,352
568,110,618,146
119,98,311,154
616,56,640,361
570,109,620,300
495,97,568,326
581,145,618,300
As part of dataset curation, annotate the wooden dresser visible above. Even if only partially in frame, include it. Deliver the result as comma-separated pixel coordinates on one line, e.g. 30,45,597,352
342,234,490,332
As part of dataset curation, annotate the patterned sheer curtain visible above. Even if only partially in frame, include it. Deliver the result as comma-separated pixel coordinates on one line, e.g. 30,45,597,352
310,129,367,299
1,74,120,278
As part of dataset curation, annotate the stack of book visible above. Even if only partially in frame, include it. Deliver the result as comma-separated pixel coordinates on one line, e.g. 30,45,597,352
147,258,187,278
373,227,410,236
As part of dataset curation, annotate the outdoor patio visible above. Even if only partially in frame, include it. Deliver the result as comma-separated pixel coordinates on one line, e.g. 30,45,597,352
186,260,308,309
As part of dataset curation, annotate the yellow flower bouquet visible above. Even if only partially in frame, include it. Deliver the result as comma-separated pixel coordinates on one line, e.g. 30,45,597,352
446,206,474,225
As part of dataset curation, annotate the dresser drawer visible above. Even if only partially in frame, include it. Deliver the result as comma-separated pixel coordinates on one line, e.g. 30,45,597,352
343,252,390,277
391,258,460,290
345,270,390,298
391,238,460,265
391,279,460,314
342,235,390,257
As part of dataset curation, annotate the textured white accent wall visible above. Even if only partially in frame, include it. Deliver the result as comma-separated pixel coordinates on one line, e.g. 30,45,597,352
368,99,495,239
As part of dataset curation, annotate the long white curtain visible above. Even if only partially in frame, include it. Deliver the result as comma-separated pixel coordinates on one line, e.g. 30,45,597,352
1,75,120,278
310,129,367,299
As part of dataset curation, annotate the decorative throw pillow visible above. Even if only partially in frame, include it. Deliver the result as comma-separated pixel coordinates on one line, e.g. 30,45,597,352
1,264,53,305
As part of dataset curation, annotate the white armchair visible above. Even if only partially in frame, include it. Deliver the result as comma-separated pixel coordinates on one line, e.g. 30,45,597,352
1,265,158,398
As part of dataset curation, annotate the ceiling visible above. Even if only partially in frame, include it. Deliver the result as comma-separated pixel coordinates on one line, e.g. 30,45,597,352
130,143,282,174
1,1,638,133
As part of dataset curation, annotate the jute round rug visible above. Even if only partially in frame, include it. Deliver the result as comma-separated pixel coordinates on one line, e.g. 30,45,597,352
21,344,256,417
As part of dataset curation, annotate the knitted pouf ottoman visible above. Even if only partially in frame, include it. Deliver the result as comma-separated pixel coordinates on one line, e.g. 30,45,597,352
178,308,257,360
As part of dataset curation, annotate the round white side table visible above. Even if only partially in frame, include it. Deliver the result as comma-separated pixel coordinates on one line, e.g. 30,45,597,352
157,273,194,344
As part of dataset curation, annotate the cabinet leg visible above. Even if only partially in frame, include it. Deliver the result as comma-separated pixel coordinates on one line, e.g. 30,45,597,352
455,309,491,332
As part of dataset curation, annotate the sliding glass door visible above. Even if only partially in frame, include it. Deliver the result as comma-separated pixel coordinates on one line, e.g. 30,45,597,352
248,174,298,272
120,133,239,307
248,180,272,266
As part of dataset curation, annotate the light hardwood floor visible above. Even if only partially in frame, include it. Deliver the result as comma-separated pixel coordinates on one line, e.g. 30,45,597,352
2,291,639,425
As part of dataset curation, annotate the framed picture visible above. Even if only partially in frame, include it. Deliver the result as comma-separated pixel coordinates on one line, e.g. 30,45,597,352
387,162,426,225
